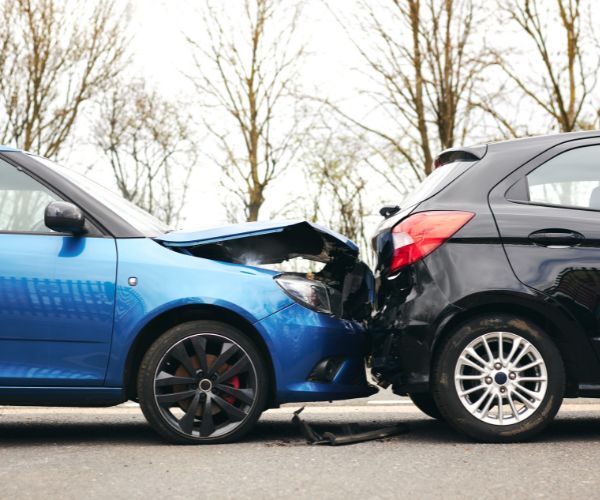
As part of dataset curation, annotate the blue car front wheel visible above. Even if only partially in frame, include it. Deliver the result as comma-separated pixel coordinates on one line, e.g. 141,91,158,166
137,321,268,444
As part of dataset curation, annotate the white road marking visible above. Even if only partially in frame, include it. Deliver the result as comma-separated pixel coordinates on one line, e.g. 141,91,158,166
0,402,597,415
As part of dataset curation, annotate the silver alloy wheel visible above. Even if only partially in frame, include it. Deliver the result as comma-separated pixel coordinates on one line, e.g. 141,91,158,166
454,331,548,426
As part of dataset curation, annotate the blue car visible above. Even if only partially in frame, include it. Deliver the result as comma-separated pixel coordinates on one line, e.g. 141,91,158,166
0,146,376,443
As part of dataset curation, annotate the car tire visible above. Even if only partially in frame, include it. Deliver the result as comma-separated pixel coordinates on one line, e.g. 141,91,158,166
432,314,564,443
137,320,268,444
409,392,444,420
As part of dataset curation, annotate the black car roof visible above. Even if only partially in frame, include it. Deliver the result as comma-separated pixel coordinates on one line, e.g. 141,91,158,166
487,130,600,152
436,131,600,172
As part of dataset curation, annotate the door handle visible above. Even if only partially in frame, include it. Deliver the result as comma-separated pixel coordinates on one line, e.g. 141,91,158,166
528,229,585,247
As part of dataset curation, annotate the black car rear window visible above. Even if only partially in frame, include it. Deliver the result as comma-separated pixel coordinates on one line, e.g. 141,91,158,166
401,160,477,209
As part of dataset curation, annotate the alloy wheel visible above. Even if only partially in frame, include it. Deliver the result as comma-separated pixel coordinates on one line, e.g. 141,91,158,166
454,331,548,426
153,333,258,439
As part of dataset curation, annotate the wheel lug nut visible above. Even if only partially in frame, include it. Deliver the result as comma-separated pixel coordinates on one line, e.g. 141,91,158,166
494,362,502,370
485,377,493,385
500,387,507,394
509,372,516,380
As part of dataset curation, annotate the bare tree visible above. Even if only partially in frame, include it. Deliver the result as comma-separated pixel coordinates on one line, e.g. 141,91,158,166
0,0,128,158
303,130,370,250
93,80,196,227
186,0,306,222
495,0,600,133
326,0,494,188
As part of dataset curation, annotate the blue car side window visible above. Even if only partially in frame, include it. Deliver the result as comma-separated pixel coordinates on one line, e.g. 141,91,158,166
0,158,62,232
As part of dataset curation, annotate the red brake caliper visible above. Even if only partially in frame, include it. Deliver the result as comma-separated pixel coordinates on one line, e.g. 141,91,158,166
222,375,240,405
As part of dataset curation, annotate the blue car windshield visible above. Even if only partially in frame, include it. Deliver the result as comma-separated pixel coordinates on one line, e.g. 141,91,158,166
32,155,170,235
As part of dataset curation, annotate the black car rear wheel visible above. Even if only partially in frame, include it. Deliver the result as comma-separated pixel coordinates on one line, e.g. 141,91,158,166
138,321,268,444
432,314,564,442
409,393,444,420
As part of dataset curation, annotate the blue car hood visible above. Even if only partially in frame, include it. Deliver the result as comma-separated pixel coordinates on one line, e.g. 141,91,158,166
155,220,359,264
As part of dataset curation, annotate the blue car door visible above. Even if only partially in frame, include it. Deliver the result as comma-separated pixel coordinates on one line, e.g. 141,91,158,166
0,157,116,386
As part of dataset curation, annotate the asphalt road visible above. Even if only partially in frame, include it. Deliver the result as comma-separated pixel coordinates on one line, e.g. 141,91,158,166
1,400,600,499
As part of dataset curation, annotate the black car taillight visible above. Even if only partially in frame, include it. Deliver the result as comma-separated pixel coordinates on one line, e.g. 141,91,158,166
390,211,474,273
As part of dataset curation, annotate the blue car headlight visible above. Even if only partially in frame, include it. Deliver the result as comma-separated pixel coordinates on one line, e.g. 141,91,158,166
274,274,341,316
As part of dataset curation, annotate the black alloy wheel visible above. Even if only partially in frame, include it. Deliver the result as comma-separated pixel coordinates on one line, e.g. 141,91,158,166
138,321,268,444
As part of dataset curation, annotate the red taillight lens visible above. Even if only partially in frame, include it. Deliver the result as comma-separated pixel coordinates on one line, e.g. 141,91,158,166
390,211,474,273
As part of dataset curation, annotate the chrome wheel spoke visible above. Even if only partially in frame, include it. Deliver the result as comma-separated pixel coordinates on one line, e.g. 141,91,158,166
511,343,531,367
508,393,520,422
470,386,492,412
497,394,504,424
479,390,495,418
459,384,485,397
457,374,485,381
515,383,543,401
498,332,504,363
515,359,543,372
512,388,536,409
482,335,494,363
505,337,521,365
459,355,487,373
466,348,490,370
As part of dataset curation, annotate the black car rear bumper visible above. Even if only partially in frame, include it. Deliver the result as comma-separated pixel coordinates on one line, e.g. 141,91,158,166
368,259,457,395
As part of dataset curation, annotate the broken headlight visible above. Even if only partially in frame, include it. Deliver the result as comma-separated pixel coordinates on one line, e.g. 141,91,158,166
274,274,342,316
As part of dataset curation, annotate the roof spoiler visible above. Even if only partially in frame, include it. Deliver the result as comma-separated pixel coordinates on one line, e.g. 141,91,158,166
434,144,488,168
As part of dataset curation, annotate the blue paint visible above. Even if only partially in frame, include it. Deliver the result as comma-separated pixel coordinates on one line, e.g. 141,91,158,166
0,235,372,405
157,219,359,253
0,234,116,386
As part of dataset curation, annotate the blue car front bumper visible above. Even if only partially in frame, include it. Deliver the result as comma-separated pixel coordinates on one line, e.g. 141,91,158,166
255,303,377,404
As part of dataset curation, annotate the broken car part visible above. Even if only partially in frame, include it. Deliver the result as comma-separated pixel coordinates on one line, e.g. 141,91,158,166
292,407,408,446
157,220,375,322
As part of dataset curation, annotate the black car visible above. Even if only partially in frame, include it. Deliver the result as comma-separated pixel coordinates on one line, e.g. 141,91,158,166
370,131,600,442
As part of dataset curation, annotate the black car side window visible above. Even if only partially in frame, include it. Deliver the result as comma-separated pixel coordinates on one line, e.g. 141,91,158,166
524,145,600,210
0,158,63,233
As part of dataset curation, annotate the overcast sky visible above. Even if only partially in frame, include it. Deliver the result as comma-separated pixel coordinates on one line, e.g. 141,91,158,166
70,0,595,235
81,0,382,231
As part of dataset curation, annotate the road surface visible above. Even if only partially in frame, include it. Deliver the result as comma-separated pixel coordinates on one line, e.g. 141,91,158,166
1,398,599,499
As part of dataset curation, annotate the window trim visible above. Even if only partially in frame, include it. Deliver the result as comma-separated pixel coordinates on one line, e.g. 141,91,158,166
505,142,600,213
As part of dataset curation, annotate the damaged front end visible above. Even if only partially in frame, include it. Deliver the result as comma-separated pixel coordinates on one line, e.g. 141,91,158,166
155,220,377,403
155,220,375,323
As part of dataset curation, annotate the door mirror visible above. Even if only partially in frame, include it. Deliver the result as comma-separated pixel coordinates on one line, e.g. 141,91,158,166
44,201,86,235
379,205,401,219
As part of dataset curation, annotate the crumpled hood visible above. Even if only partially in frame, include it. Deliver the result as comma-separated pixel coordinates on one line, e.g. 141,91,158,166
155,219,359,265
